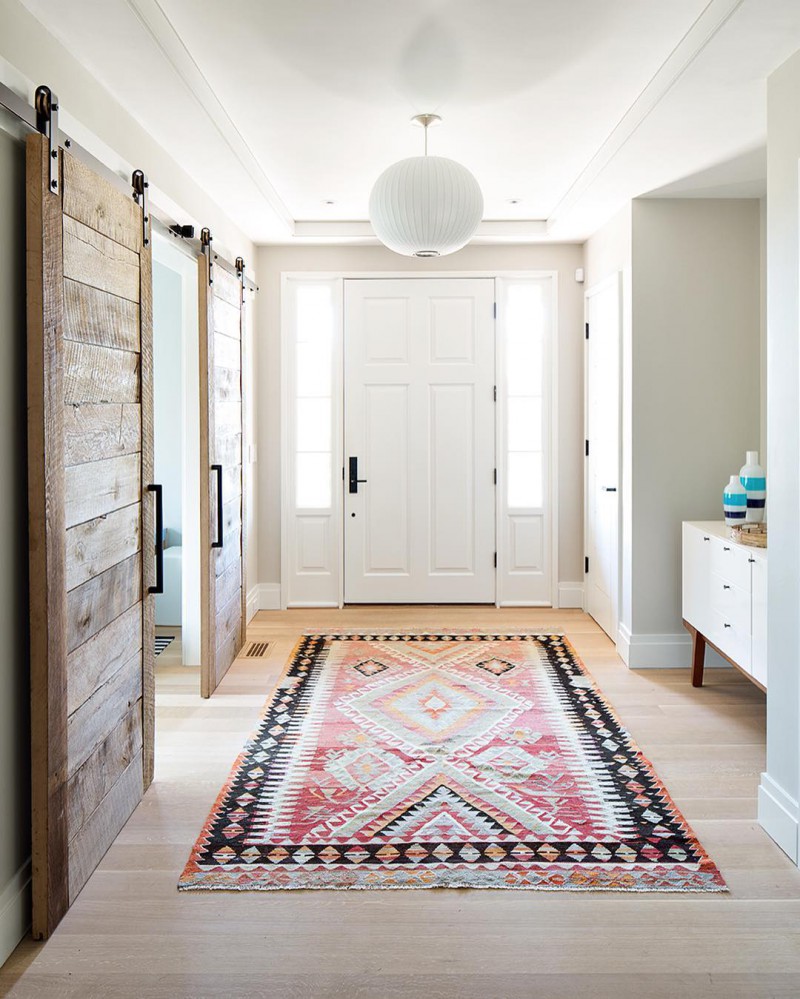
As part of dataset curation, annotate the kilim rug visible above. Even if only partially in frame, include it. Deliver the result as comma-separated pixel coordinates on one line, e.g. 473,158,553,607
179,633,726,892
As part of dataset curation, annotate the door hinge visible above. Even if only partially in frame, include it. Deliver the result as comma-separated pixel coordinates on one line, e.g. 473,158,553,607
585,322,590,340
584,556,589,574
494,552,497,568
493,468,497,485
585,439,589,457
493,385,497,402
493,302,497,319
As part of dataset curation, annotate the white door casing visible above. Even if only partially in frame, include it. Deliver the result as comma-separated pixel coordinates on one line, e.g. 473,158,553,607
584,274,622,640
343,278,496,603
282,271,557,609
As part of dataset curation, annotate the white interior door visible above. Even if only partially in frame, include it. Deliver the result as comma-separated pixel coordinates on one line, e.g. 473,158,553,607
585,274,621,639
344,278,496,603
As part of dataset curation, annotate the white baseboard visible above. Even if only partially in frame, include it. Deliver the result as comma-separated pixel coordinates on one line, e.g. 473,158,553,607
246,586,259,622
248,583,282,617
0,859,30,969
617,626,730,669
557,582,584,610
758,773,799,863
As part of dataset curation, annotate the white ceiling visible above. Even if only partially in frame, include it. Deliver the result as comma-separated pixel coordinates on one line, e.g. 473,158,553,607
18,0,800,244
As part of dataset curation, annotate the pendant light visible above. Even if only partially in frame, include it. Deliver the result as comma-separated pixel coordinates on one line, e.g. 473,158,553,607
368,114,484,258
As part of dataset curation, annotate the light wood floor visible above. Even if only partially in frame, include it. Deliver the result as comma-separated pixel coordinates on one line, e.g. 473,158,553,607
3,608,799,999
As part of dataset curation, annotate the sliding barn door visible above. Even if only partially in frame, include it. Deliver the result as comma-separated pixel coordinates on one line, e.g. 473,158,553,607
26,134,154,938
198,250,246,697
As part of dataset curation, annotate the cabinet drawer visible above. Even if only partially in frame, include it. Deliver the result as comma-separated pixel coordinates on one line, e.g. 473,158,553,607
710,536,752,590
711,611,751,672
710,574,751,633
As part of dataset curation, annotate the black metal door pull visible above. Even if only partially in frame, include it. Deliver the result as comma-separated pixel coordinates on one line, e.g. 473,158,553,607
211,464,224,548
147,483,164,594
349,456,368,494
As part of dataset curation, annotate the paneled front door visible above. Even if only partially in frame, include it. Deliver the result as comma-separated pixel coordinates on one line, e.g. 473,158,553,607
344,278,496,603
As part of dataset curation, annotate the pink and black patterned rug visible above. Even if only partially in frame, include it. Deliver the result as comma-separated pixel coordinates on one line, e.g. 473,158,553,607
179,633,725,892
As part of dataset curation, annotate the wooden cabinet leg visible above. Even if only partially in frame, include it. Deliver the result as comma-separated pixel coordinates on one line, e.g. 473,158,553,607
690,626,706,687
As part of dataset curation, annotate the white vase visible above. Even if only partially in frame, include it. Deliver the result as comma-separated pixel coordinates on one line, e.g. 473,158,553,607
723,475,747,526
739,450,766,523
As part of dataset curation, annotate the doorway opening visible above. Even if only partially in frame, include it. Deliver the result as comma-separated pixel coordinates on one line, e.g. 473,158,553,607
152,234,201,671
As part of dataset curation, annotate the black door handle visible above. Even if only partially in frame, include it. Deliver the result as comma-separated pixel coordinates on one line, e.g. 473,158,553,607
147,483,164,594
602,487,617,492
211,464,223,548
349,456,368,494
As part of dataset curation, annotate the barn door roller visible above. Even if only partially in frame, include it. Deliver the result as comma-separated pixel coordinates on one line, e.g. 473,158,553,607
34,84,59,195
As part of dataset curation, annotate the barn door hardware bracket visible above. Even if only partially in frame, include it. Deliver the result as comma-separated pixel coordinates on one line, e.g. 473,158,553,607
201,227,213,284
169,222,195,239
35,85,59,195
132,170,150,247
236,257,245,304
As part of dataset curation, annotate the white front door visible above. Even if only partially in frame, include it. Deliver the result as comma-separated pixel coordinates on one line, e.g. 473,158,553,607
584,274,621,640
344,278,496,603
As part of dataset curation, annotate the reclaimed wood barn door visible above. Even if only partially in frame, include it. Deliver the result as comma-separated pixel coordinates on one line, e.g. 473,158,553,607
26,132,154,938
198,240,247,697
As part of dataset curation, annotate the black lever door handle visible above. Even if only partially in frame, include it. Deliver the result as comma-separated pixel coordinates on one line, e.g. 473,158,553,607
602,487,617,492
147,483,164,594
211,464,223,548
349,456,368,494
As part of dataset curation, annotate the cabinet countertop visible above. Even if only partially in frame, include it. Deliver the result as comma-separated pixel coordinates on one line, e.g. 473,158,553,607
683,521,767,559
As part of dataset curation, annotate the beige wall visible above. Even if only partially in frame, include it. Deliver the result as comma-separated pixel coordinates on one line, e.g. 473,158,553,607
254,242,586,598
630,198,761,642
0,127,31,965
584,200,761,667
760,49,800,862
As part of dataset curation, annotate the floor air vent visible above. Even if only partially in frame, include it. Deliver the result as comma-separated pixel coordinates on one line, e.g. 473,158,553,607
242,641,270,658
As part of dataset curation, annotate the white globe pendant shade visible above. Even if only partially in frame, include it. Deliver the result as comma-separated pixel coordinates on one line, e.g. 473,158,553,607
369,155,484,258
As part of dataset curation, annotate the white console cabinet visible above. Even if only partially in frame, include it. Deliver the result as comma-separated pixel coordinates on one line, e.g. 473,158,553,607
682,521,767,690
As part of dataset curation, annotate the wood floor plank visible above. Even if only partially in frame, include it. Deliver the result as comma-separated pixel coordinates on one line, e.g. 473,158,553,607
8,610,795,999
63,403,141,466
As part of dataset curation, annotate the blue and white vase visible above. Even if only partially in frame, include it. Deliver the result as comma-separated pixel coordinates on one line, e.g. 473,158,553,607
739,450,766,523
723,475,747,525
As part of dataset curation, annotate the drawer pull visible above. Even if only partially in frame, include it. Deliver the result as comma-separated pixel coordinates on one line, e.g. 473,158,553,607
723,546,731,552
749,558,755,563
724,623,732,629
703,536,710,541
723,584,731,590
